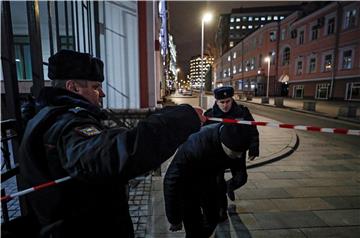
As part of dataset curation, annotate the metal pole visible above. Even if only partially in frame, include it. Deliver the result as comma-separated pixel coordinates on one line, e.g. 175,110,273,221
266,60,270,98
200,19,204,107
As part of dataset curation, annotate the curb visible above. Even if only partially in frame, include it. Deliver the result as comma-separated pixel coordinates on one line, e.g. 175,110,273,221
246,131,299,169
237,99,360,125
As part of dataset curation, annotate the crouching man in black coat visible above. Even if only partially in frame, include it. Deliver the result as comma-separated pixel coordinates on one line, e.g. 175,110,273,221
163,123,251,238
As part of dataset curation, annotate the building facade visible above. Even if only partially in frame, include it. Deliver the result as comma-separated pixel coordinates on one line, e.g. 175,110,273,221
189,54,214,89
1,0,172,122
215,5,299,56
214,1,360,101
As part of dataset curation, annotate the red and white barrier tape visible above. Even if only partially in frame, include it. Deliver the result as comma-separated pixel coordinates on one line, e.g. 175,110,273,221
206,117,360,136
1,176,71,202
2,117,359,202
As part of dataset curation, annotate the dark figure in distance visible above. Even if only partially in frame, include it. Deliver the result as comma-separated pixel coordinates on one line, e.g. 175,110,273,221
164,123,252,238
204,86,259,221
19,50,205,238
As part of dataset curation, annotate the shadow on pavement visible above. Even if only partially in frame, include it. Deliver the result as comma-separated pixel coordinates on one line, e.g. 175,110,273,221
214,204,252,238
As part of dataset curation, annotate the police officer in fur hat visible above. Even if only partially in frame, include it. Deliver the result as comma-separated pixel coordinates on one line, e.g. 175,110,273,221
204,86,259,222
164,123,252,238
19,50,205,238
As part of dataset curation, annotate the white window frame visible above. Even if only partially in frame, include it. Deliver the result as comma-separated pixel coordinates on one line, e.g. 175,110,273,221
282,46,291,66
345,82,360,101
315,83,330,99
295,57,303,75
324,12,336,36
321,50,334,72
297,27,305,45
339,47,355,70
343,4,359,30
309,22,318,41
308,55,317,73
293,85,304,98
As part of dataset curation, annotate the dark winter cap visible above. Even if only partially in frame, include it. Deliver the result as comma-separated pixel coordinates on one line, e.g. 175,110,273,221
220,124,250,152
214,86,234,100
48,50,104,82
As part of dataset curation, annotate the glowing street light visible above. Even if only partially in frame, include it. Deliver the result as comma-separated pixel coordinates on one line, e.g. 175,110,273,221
200,12,212,107
264,56,271,98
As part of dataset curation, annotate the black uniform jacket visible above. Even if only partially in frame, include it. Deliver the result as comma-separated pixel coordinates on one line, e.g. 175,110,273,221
19,87,200,238
163,123,247,225
204,100,259,157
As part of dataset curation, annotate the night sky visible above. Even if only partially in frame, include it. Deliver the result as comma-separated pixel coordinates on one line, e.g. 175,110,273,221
168,1,301,78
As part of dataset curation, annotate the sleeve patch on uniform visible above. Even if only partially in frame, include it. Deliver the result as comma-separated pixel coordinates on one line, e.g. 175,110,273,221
75,126,101,137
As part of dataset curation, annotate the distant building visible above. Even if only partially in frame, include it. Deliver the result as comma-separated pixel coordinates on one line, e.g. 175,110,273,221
168,34,177,90
189,54,214,89
215,5,300,56
214,1,360,101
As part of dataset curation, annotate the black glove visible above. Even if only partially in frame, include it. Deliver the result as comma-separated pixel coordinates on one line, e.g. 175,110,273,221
169,222,183,232
227,190,235,201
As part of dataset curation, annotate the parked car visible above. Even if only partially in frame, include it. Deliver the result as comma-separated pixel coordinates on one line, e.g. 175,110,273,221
182,90,192,96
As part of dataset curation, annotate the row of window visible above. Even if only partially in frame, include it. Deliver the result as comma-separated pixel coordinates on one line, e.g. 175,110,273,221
295,48,354,75
293,82,360,100
230,15,285,23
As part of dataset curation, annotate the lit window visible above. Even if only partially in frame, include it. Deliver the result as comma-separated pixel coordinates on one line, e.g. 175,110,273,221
248,25,253,29
344,9,357,29
280,16,285,20
230,18,234,22
324,54,332,71
274,16,278,20
261,17,266,21
230,26,234,30
229,41,234,47
342,50,353,69
255,17,259,21
236,25,240,29
236,18,241,22
233,65,237,74
248,16,253,21
267,16,272,20
233,52,237,59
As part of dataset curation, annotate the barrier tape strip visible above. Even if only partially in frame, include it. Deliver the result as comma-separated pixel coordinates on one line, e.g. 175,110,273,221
1,176,71,202
206,117,360,136
2,117,359,203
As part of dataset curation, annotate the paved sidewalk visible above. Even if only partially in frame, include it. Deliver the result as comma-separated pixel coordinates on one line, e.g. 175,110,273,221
145,114,299,238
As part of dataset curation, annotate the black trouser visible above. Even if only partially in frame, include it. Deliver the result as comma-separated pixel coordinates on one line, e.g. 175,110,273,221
183,180,219,238
216,171,228,212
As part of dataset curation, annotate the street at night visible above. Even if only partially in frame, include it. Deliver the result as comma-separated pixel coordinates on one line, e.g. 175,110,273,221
1,1,359,238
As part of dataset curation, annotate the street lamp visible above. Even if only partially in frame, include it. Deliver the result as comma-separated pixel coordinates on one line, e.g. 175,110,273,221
264,56,271,98
200,12,212,107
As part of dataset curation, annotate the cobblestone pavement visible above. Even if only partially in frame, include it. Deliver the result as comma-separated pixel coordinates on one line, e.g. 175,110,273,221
1,174,153,238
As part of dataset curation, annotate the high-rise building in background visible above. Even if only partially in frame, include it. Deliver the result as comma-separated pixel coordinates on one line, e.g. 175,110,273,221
215,5,300,56
189,54,214,89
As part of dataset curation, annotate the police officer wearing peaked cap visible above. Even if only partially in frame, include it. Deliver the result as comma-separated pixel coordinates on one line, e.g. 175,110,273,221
19,49,205,238
204,85,259,222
